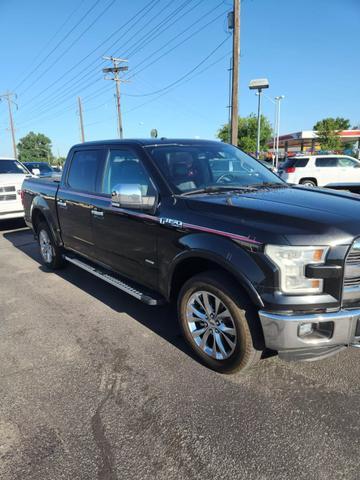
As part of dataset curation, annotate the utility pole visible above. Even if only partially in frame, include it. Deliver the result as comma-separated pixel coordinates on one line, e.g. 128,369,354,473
230,0,240,146
77,96,85,143
0,92,17,159
102,56,128,139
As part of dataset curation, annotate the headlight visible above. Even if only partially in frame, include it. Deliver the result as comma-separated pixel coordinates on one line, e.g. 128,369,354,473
265,245,329,294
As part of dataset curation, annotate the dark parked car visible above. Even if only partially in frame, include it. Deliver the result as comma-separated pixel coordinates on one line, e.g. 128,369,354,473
22,139,360,373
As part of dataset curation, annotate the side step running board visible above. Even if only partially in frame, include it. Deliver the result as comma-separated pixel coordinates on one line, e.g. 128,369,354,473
64,255,164,306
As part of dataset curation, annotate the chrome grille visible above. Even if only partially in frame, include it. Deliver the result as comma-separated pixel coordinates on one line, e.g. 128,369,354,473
0,194,17,201
0,186,16,193
344,240,360,287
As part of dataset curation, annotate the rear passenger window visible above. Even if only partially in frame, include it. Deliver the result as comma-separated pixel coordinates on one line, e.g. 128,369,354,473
67,150,103,192
315,157,338,167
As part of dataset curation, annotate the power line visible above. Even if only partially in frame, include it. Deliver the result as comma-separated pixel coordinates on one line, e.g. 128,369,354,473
19,0,117,98
124,36,231,98
119,0,194,59
17,0,103,95
20,2,228,123
16,3,229,129
17,0,162,115
17,45,230,133
125,6,228,81
124,49,231,117
17,0,88,89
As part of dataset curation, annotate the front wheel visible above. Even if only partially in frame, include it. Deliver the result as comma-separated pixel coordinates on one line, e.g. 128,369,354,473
178,271,263,373
37,221,65,269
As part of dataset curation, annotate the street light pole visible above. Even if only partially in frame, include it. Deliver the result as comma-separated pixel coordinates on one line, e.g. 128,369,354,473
274,95,285,168
249,79,269,159
256,90,262,159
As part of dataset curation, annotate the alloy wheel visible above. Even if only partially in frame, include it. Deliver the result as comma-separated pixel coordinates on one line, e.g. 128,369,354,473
186,290,237,360
39,229,54,264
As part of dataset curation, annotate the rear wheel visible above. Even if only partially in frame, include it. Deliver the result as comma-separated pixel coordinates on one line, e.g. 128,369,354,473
178,271,263,373
37,221,65,269
300,179,317,187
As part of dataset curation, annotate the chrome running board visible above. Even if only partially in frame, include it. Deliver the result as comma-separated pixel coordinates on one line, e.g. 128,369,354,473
64,255,164,306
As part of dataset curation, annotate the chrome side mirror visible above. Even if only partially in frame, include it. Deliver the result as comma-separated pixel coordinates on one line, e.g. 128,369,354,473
111,184,156,211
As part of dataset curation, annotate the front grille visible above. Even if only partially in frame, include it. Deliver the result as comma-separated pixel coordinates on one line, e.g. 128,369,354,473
0,186,16,193
344,240,360,287
0,194,17,201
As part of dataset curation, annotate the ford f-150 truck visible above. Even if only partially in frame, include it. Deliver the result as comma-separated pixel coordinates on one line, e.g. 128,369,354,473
22,139,360,373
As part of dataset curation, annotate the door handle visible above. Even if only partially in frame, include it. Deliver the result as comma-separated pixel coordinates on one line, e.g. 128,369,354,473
57,199,67,208
91,209,104,218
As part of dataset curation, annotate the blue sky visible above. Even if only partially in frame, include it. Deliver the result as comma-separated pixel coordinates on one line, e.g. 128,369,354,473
0,0,359,157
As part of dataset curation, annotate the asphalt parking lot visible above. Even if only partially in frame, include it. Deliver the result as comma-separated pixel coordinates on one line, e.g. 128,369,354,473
0,220,359,480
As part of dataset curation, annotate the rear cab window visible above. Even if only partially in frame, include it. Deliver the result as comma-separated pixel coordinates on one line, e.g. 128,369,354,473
66,149,104,193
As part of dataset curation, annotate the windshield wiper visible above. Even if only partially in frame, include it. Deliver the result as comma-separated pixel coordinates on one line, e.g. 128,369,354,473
180,185,257,196
254,182,289,189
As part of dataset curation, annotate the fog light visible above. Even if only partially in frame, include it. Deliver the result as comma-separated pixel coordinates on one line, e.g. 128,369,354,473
297,321,334,343
298,323,314,337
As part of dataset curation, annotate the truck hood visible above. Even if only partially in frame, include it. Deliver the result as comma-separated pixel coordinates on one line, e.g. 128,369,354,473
0,173,28,188
185,186,360,246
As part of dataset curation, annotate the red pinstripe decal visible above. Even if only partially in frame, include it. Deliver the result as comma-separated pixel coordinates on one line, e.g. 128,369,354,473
56,189,261,246
183,222,261,245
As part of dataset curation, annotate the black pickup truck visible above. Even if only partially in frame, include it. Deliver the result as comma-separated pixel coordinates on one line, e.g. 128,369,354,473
22,139,360,373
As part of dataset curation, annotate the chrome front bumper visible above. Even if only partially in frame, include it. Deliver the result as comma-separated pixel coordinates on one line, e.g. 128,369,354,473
259,309,360,361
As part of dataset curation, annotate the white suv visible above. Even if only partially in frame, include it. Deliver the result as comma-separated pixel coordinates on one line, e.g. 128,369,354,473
0,158,30,220
278,154,360,187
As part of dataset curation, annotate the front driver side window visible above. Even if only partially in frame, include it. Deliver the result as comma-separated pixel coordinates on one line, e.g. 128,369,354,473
102,148,156,198
338,157,357,167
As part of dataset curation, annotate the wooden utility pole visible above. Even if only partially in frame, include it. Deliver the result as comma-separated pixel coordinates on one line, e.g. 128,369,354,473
102,57,128,139
77,96,85,143
230,0,240,146
0,92,17,158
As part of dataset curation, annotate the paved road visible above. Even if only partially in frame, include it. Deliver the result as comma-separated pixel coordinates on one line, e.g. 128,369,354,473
0,219,359,480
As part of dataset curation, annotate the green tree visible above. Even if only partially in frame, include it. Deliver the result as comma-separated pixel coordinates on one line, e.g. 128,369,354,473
52,156,66,167
17,131,53,162
217,114,273,153
313,117,350,151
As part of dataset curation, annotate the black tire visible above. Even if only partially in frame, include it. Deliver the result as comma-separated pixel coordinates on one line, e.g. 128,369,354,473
37,221,65,270
300,179,317,187
178,270,263,374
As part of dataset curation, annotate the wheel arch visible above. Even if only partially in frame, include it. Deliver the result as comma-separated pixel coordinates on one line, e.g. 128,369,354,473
31,196,62,245
168,250,264,308
299,177,317,186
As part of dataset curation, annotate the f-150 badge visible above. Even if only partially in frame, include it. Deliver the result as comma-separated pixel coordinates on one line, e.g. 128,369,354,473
160,218,183,228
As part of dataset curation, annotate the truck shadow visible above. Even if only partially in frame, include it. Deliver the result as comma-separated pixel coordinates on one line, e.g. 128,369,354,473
0,218,27,232
3,229,198,363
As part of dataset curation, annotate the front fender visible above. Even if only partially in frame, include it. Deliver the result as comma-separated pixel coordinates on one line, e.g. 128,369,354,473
166,233,266,307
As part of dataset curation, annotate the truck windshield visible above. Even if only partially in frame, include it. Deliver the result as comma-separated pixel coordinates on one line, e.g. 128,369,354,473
0,160,29,174
148,144,283,194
